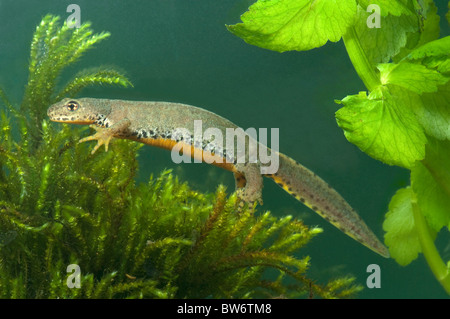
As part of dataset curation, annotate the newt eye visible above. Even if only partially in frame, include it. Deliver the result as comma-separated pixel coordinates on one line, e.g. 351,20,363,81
66,101,79,111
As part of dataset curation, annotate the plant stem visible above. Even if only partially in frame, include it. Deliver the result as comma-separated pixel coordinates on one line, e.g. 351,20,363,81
411,196,450,294
342,26,380,92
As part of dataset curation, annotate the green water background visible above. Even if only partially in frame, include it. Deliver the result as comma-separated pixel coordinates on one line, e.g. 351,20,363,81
0,0,449,298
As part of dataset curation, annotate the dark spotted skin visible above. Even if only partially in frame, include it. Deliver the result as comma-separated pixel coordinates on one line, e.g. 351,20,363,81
47,97,389,258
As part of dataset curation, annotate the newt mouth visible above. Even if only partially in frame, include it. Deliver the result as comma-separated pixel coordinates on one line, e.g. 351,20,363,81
47,107,93,124
48,116,94,125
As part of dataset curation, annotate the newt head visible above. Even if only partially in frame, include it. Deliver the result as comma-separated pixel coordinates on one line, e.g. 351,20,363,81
47,97,111,125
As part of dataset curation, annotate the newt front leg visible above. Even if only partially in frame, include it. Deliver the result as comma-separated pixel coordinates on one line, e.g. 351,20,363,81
79,118,131,154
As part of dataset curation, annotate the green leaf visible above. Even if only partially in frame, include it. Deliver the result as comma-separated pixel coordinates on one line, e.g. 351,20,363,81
414,0,440,48
396,37,450,141
383,187,421,266
227,0,357,52
357,0,415,17
335,85,426,168
412,138,450,232
411,82,450,141
353,4,418,65
405,36,450,74
392,0,440,62
378,62,448,94
406,36,450,61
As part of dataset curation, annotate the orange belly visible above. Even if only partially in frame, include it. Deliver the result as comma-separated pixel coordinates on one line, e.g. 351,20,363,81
138,137,237,172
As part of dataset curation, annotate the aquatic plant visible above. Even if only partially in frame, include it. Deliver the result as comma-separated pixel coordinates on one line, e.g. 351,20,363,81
0,15,362,298
228,0,450,294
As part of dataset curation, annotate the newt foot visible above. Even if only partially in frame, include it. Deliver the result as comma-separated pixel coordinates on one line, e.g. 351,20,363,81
79,125,114,154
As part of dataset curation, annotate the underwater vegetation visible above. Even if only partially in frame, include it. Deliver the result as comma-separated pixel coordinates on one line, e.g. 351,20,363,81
0,15,362,298
229,0,450,294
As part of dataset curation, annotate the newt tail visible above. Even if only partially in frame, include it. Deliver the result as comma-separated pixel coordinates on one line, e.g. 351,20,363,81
266,153,389,257
47,97,389,258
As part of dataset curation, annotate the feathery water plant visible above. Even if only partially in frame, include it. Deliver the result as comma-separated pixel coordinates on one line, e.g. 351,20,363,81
0,14,362,298
19,14,131,148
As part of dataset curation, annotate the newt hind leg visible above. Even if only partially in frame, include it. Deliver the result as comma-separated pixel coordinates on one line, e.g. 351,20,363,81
233,163,263,207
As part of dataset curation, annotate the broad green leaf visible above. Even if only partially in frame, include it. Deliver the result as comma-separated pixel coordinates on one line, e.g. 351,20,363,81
378,62,448,94
406,36,450,60
414,0,440,48
383,187,421,266
426,59,450,74
227,0,357,52
397,37,450,141
357,0,415,17
391,0,440,62
411,83,450,140
353,5,418,65
405,36,450,73
411,138,450,232
335,85,426,168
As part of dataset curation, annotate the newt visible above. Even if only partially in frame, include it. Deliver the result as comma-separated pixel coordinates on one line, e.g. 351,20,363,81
47,97,389,258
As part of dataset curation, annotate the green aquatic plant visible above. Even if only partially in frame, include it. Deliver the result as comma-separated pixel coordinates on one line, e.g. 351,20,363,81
3,15,132,150
228,0,450,294
0,15,362,298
